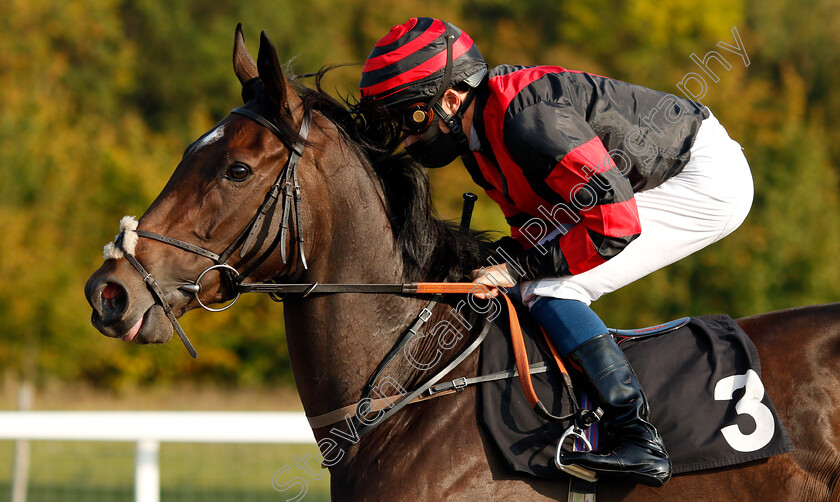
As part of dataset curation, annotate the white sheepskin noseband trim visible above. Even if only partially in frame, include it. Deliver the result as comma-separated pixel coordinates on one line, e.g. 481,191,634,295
102,216,139,260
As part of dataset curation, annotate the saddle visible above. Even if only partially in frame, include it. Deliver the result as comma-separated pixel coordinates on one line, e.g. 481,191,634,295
476,299,795,479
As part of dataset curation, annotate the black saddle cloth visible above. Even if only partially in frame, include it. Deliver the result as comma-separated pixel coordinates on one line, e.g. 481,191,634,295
477,302,794,478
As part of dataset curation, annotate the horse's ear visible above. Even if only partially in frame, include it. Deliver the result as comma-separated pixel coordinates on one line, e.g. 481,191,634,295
233,23,258,85
257,30,301,112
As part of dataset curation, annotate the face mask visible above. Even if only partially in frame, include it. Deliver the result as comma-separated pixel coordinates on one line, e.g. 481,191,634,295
404,118,466,168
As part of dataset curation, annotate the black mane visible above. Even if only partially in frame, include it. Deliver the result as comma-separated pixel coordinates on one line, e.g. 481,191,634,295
252,67,495,282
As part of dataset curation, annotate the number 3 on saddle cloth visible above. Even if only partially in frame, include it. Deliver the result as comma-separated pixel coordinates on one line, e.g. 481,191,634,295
477,301,795,479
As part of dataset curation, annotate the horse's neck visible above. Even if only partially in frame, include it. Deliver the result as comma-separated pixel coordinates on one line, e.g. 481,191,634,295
282,134,431,422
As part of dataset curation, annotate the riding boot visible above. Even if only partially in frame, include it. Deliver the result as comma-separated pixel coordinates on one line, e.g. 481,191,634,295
559,333,672,486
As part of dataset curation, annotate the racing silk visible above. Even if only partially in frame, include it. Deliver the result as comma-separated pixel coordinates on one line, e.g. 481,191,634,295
467,65,709,281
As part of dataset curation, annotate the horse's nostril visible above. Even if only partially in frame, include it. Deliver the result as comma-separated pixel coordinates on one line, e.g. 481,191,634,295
103,283,123,300
101,282,128,317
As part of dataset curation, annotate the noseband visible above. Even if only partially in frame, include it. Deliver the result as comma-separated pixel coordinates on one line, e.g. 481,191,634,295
113,107,312,358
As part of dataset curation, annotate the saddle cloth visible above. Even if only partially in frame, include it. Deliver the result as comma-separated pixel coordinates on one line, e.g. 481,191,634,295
477,303,794,478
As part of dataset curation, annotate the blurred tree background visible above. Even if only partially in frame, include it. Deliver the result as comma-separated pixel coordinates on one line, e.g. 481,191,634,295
1,0,838,392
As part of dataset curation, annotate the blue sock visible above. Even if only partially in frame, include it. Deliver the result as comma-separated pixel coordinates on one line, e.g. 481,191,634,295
529,297,608,356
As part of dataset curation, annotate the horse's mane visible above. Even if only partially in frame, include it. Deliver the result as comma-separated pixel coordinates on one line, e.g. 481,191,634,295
254,66,496,282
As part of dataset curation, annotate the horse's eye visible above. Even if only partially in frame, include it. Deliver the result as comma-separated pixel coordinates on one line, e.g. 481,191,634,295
227,163,251,182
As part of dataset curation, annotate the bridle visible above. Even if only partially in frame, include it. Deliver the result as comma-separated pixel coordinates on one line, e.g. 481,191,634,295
114,106,312,358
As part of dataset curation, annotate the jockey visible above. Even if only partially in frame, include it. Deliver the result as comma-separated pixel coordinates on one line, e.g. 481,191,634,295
359,17,753,486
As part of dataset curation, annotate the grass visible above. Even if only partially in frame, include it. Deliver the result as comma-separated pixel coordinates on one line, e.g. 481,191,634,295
0,380,332,501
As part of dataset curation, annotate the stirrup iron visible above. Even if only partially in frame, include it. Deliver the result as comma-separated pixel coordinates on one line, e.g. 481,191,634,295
555,424,598,483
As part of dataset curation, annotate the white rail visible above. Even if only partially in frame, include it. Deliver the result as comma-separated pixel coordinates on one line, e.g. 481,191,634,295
0,411,315,502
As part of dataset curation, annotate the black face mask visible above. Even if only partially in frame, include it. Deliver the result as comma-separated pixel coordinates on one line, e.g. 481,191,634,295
404,88,476,169
404,118,465,168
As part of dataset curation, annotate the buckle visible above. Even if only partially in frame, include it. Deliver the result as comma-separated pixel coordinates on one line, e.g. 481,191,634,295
422,376,469,399
452,377,468,392
419,307,433,323
577,408,603,427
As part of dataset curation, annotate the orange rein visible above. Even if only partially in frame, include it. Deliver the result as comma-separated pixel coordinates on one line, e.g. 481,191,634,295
414,282,570,412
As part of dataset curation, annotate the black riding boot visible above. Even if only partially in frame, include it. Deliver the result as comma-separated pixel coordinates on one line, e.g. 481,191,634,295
559,334,672,486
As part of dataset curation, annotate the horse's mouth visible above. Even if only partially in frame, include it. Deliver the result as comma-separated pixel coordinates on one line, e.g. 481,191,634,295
121,313,145,342
91,304,173,344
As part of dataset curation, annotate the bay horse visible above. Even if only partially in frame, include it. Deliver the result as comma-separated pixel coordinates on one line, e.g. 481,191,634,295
85,26,840,501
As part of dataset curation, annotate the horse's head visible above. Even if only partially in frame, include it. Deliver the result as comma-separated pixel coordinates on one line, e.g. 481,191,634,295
85,26,316,351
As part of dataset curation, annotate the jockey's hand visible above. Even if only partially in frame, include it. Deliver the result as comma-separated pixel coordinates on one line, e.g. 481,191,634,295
470,264,516,299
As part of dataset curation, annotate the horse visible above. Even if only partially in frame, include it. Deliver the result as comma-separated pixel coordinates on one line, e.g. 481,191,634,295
84,26,840,501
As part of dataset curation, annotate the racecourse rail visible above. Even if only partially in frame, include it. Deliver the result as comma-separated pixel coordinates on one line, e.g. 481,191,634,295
0,411,315,502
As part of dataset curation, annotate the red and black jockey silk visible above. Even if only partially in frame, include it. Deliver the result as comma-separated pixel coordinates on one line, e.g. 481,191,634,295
470,65,710,281
359,17,487,107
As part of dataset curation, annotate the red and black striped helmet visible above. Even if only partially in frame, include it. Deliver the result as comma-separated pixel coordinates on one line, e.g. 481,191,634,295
359,18,487,108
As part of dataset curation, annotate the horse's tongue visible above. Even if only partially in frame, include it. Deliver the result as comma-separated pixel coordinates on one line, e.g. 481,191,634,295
122,316,143,342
